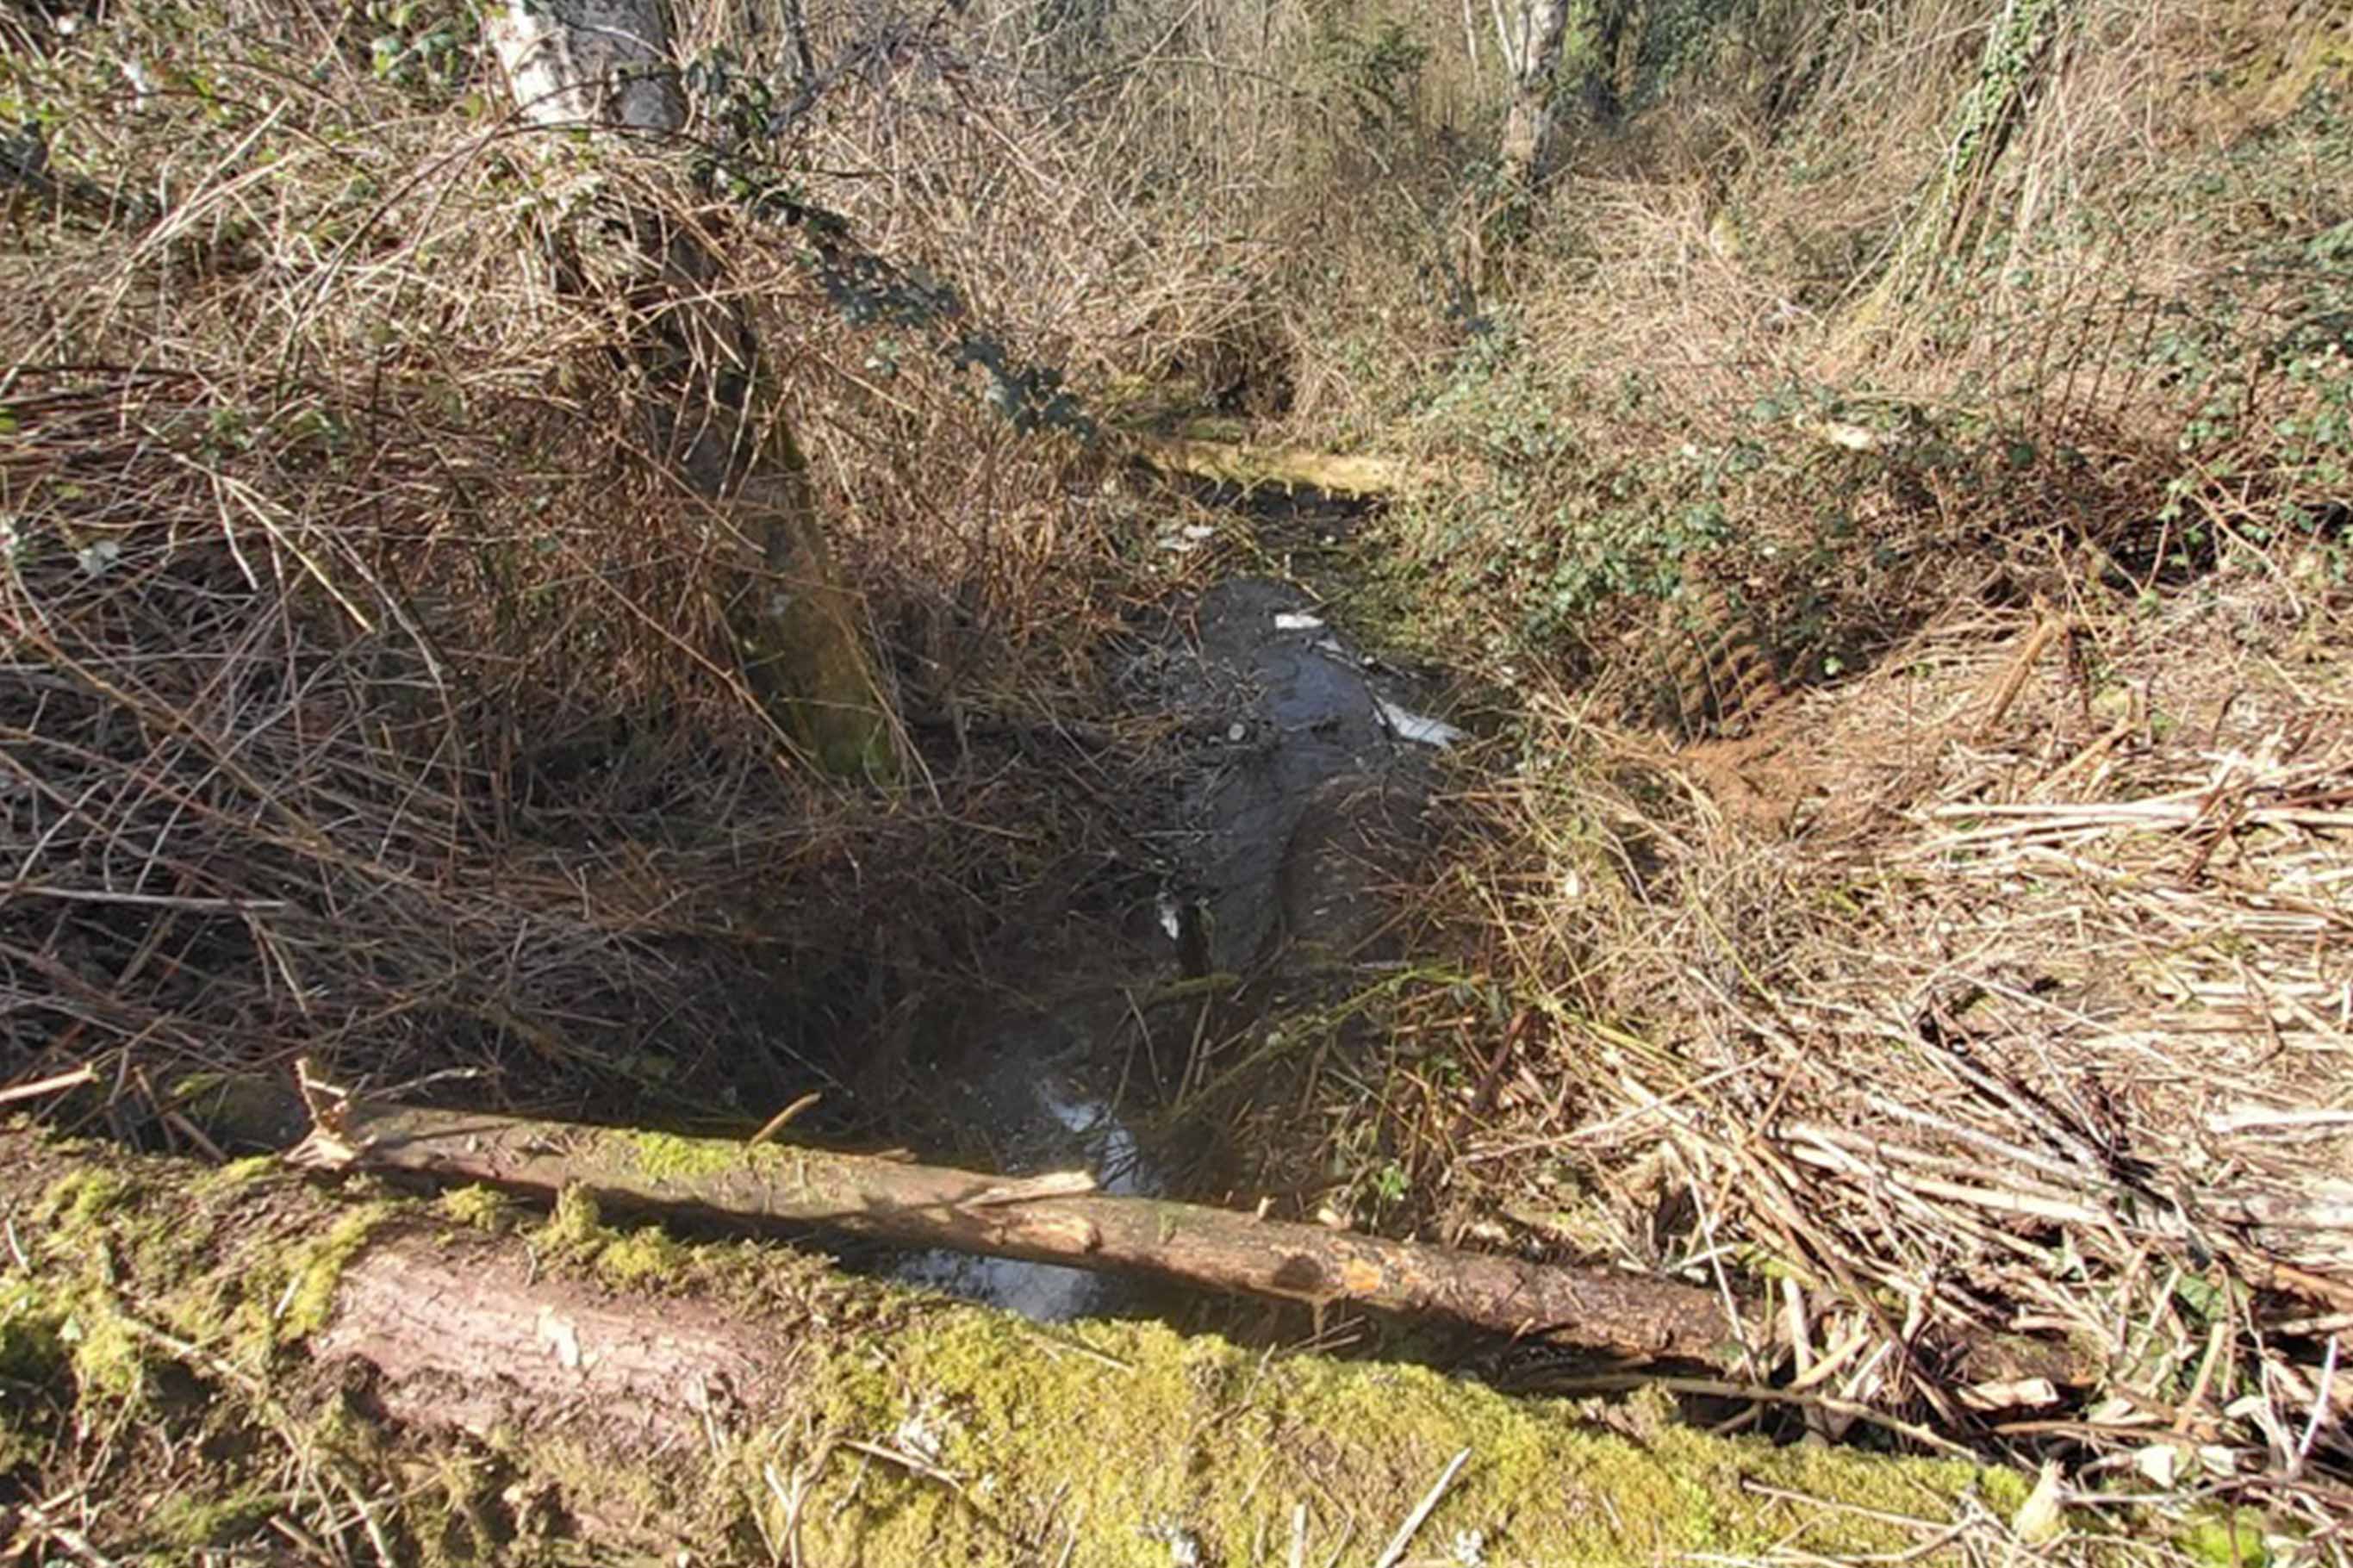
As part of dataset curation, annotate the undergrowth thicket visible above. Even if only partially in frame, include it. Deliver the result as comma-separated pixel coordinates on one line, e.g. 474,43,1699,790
3,0,2351,1559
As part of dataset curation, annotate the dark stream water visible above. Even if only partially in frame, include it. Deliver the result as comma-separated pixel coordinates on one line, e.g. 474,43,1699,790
888,569,1463,1319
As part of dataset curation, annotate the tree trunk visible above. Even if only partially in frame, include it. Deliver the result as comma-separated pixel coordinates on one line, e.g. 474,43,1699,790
1583,0,1639,123
485,1,898,776
1497,0,1572,194
1863,0,2073,327
3,1127,2074,1565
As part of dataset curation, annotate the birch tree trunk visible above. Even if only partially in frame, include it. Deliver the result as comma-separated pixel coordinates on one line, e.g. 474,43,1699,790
1497,0,1572,193
486,1,898,776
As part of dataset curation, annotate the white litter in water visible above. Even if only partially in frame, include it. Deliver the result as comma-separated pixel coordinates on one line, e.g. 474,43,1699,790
1156,890,1183,942
1273,611,1325,632
896,1074,1158,1320
1036,1080,1152,1198
1376,699,1466,749
898,1248,1102,1322
1155,524,1217,554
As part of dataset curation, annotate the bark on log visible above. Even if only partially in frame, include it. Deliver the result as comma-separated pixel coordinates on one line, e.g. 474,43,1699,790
180,1078,1747,1366
0,1127,2065,1565
485,0,897,775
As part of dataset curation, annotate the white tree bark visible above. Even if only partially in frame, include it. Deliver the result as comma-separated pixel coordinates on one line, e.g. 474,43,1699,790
485,0,687,131
1497,0,1571,190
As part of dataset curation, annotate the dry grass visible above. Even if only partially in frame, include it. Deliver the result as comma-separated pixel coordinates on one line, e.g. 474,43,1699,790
5,0,2353,1554
1285,0,2353,1535
1436,570,2352,1494
0,0,1229,1133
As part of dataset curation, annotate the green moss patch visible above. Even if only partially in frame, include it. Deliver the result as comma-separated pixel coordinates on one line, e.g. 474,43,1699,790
594,1223,693,1289
40,1167,134,1229
617,1128,787,1184
280,1205,395,1341
768,1313,2025,1568
150,1483,284,1550
0,1132,2249,1565
438,1184,517,1231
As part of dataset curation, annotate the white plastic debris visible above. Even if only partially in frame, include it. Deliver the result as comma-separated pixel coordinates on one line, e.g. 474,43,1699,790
1155,525,1216,554
123,57,159,112
75,538,122,577
1956,1376,2058,1411
1156,891,1183,942
535,1306,582,1370
1227,721,1248,743
1375,699,1466,749
2009,1459,2067,1545
894,1401,948,1466
1273,611,1325,632
1142,1521,1202,1566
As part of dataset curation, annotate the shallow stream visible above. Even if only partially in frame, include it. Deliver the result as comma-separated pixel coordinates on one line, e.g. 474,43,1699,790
886,556,1465,1319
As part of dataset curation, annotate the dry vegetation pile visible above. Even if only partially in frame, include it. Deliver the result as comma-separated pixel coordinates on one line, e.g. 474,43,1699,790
1282,0,2353,1534
0,0,1266,1130
1428,583,2352,1521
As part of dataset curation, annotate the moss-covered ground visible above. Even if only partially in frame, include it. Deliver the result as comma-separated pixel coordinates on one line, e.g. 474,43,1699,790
0,1125,2244,1565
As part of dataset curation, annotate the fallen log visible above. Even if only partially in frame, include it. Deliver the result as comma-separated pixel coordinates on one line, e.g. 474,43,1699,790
1,1125,2099,1565
1130,432,1428,497
177,1077,1746,1366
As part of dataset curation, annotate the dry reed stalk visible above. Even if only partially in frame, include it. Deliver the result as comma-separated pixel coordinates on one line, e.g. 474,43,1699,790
1421,567,2353,1509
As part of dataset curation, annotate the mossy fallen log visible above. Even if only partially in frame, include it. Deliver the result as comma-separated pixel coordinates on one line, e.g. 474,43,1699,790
0,1123,2146,1565
177,1079,1745,1366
